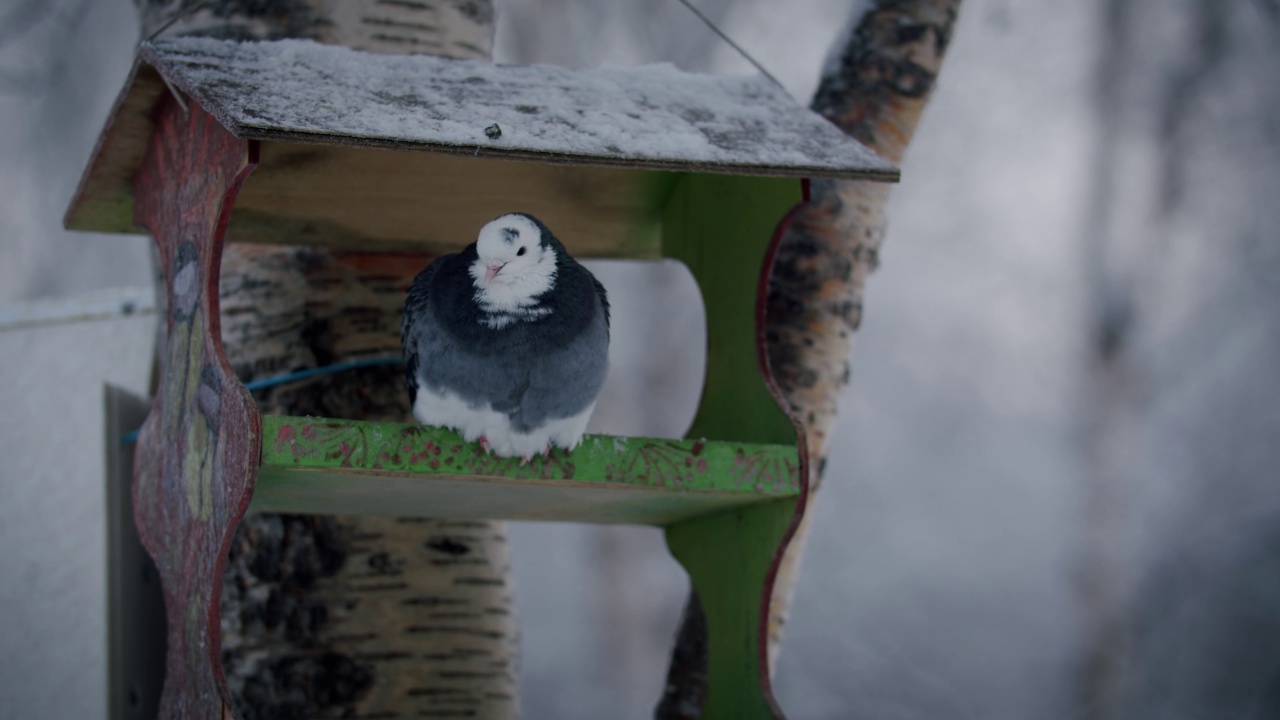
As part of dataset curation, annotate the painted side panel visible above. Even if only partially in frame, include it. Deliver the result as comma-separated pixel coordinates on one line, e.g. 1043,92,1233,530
130,96,260,720
662,174,811,719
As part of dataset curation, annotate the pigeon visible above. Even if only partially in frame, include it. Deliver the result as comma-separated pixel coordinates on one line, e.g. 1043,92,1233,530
401,212,611,459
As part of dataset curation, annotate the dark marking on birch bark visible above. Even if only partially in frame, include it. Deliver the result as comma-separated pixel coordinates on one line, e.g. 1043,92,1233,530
453,576,504,587
402,596,469,607
237,653,373,720
811,1,958,146
426,536,472,556
362,16,441,33
222,514,372,718
352,650,415,662
366,551,404,575
137,0,330,41
447,0,493,25
370,33,445,48
654,593,708,720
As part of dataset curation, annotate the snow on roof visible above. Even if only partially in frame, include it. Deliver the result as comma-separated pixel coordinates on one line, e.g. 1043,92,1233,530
141,36,898,179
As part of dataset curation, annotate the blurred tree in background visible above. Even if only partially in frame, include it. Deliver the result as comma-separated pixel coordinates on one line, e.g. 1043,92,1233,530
1081,0,1280,718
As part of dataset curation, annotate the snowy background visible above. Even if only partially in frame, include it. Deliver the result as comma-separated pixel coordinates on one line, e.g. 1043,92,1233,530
2,0,1279,719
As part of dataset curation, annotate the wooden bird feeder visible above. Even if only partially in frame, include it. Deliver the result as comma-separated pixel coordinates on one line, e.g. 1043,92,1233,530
68,36,898,720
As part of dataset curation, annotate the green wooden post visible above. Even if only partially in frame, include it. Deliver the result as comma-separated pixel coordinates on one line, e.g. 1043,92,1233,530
666,500,798,717
661,173,801,445
662,173,805,718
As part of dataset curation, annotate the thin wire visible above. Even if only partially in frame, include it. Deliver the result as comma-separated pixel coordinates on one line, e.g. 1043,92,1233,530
145,1,211,116
673,0,787,92
144,0,210,44
119,356,405,444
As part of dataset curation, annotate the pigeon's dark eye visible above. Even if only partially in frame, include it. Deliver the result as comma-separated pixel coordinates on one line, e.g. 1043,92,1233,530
517,247,527,256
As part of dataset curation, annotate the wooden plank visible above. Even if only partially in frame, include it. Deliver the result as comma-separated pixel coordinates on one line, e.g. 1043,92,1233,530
228,142,675,257
142,37,900,181
104,385,166,720
252,416,801,524
64,63,167,234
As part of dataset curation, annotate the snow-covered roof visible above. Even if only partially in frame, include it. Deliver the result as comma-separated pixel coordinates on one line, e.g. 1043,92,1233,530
66,37,897,253
143,37,896,178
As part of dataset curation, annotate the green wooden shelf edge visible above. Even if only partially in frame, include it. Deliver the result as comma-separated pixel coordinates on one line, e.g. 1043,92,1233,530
251,415,800,525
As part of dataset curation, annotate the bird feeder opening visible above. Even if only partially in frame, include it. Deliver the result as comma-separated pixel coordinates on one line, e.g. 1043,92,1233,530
584,258,706,440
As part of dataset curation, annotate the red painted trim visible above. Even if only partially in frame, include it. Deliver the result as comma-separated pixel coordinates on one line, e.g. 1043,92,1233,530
130,95,260,719
752,178,812,718
205,137,260,716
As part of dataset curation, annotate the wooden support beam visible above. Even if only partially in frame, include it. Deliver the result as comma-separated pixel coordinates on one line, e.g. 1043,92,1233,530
660,173,810,719
129,96,259,720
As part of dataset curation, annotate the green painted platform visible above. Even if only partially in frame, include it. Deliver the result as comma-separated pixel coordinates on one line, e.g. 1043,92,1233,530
252,415,801,525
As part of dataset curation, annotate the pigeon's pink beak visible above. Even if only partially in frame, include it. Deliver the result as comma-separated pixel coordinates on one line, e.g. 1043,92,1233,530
484,263,504,283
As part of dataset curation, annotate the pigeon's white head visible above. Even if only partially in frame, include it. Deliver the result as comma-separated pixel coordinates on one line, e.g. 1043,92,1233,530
470,213,559,313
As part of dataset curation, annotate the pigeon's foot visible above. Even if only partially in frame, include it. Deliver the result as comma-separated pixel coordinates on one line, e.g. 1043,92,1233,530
479,436,491,455
520,445,554,467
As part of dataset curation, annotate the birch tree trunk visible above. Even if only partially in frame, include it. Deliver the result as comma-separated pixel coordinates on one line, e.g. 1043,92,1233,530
136,0,493,57
134,3,520,719
657,2,964,715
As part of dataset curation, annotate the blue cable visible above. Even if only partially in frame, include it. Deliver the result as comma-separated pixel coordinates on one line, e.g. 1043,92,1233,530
243,356,403,391
120,356,404,445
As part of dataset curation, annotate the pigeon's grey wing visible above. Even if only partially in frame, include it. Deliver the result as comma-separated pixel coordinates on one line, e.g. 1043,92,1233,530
401,257,444,399
510,293,610,432
591,274,610,331
403,248,533,413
